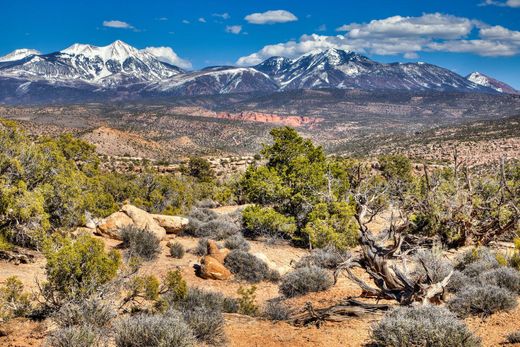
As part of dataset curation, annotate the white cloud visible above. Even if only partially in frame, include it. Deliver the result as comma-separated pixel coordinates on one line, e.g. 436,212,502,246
336,13,472,39
225,25,242,34
212,13,230,20
141,46,192,69
236,13,520,65
481,0,520,7
156,17,168,21
245,10,297,24
198,17,206,23
103,20,134,29
182,19,190,24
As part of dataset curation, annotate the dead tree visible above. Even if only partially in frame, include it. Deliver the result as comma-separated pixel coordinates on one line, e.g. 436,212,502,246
335,194,452,305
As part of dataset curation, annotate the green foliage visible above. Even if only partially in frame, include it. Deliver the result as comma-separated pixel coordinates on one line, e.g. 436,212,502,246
239,127,362,249
242,205,296,239
378,154,412,182
42,233,121,303
0,276,32,320
302,202,358,250
237,285,258,316
162,270,188,302
181,156,215,183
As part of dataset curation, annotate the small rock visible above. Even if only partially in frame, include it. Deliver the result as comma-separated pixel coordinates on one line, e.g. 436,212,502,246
152,214,189,234
197,255,231,280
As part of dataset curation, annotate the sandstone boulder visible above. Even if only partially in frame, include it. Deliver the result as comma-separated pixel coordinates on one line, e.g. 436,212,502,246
152,214,189,234
198,255,231,280
121,204,166,241
96,211,133,240
207,240,230,264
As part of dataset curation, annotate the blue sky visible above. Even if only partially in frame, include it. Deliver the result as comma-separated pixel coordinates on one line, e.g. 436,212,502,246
1,0,519,87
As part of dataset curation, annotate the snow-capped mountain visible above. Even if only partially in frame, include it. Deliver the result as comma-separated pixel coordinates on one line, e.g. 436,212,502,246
146,66,278,96
466,72,518,95
0,43,512,103
255,48,488,92
0,49,41,62
0,41,183,87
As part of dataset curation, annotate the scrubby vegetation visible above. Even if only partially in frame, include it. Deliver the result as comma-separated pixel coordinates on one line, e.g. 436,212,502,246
1,121,519,346
371,306,481,347
120,226,161,261
224,250,280,283
169,241,185,259
114,311,196,347
279,266,334,297
448,284,517,317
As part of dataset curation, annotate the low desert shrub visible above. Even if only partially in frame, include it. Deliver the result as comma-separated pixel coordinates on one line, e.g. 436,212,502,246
172,287,238,314
479,267,520,294
448,284,517,317
507,331,520,344
263,298,291,321
237,286,258,316
120,226,161,261
186,208,240,240
162,270,188,302
42,234,121,304
178,307,226,345
53,298,114,328
46,325,99,347
194,238,211,256
447,270,478,293
412,249,453,283
456,247,499,274
279,266,333,297
169,242,185,259
224,234,250,251
224,250,280,283
371,306,481,347
295,247,348,269
114,311,196,347
0,276,32,320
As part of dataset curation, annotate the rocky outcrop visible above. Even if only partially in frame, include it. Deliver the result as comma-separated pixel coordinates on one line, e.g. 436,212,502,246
197,255,232,280
95,204,187,241
207,240,230,264
96,211,134,239
121,204,166,241
151,214,189,234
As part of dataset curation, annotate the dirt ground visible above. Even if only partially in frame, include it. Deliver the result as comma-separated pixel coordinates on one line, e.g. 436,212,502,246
1,212,520,346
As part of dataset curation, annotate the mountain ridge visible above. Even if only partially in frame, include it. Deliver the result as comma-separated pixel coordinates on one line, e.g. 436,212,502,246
0,40,516,103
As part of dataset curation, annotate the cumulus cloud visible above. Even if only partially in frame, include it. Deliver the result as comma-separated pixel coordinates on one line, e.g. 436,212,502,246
103,20,134,29
225,25,242,34
198,17,206,23
141,46,192,69
245,10,298,24
236,13,520,65
336,13,472,39
182,19,190,24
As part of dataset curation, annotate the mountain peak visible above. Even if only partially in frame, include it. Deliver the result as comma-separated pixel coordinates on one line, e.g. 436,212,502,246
467,71,518,94
0,48,41,62
61,40,139,62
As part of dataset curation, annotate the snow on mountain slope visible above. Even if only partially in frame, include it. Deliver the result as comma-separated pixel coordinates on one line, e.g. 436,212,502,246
466,72,518,94
146,66,278,95
0,41,183,87
255,48,490,92
0,49,41,62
